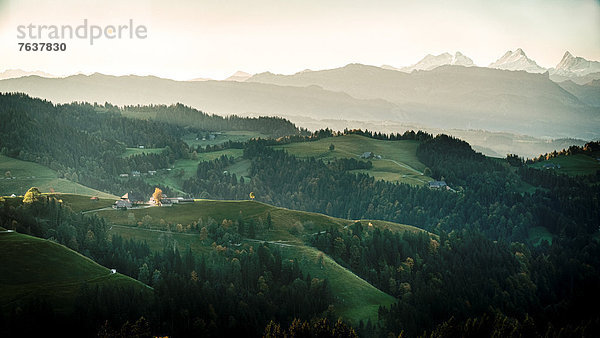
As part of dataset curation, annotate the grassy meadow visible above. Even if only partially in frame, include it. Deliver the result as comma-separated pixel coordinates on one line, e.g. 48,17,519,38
274,134,433,185
0,231,149,314
0,155,117,198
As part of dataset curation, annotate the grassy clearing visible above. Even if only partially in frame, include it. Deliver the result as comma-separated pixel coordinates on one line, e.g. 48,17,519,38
278,244,395,324
225,158,252,181
0,231,149,313
0,155,117,198
528,153,600,176
120,147,166,158
274,134,432,185
140,149,244,193
529,226,554,246
57,194,116,212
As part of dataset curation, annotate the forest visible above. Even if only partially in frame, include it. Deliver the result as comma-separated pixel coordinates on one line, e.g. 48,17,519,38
1,93,599,336
0,196,336,337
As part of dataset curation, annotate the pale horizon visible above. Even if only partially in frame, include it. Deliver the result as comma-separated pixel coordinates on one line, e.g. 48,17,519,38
1,0,599,80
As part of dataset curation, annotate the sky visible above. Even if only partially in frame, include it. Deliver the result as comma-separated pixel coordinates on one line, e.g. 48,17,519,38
0,0,599,80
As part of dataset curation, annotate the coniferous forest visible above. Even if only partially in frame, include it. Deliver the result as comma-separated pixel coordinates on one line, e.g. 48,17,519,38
1,93,599,337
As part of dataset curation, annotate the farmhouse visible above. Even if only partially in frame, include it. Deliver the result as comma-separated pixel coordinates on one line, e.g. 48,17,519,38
543,163,560,169
122,192,145,204
428,180,448,189
114,199,132,209
164,197,194,204
360,151,382,159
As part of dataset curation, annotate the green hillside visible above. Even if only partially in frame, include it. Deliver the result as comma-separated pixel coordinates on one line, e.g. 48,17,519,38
93,199,424,237
135,148,246,194
57,194,116,212
0,231,150,313
529,153,600,176
277,244,395,323
86,199,425,323
274,134,433,185
0,155,117,198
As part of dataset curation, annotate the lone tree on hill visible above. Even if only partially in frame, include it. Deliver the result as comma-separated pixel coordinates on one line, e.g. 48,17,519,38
329,144,335,151
23,187,43,204
152,187,163,206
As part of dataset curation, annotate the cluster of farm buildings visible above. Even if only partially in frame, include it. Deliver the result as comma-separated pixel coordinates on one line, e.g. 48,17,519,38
113,192,193,210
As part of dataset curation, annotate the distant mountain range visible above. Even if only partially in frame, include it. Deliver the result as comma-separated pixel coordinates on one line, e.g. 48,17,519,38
0,73,401,122
0,69,57,80
383,52,474,72
248,64,598,139
1,62,598,140
382,49,600,84
4,49,599,84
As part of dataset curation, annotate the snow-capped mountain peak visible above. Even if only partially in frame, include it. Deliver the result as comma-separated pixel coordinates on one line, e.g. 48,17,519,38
398,52,474,72
452,51,474,67
489,49,546,73
552,51,600,77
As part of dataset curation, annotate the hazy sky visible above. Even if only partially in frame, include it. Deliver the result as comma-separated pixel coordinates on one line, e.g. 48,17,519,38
1,0,599,80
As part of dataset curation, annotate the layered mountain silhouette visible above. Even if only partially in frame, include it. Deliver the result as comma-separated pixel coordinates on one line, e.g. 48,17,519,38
1,63,597,139
248,64,598,138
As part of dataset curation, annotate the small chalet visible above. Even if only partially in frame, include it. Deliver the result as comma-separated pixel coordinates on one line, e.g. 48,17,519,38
428,180,448,189
360,152,373,159
543,163,560,169
114,199,132,209
114,191,146,209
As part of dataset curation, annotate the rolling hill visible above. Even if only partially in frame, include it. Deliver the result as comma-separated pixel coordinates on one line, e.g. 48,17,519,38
0,231,150,314
273,134,432,185
0,155,117,198
84,198,429,323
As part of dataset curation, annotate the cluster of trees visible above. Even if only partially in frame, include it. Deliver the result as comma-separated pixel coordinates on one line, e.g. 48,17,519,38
0,196,335,337
526,140,600,164
264,318,357,338
124,103,301,138
0,93,304,197
0,93,190,195
310,223,600,336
